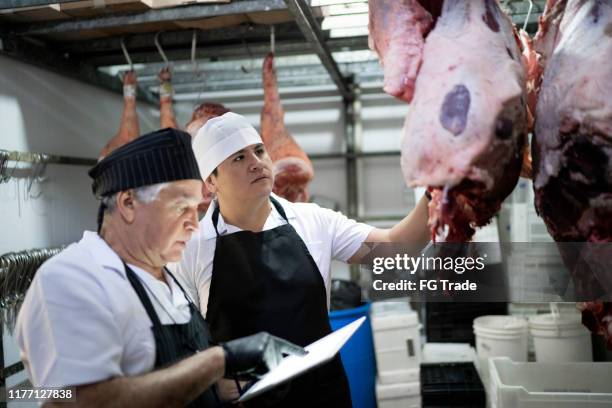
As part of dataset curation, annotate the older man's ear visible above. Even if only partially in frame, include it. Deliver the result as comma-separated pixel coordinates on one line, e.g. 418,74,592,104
116,190,138,223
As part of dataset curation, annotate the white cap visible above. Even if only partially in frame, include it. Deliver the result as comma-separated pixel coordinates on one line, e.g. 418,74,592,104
192,112,263,179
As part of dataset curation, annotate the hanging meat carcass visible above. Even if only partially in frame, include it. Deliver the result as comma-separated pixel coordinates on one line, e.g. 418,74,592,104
158,67,179,129
261,52,314,203
397,0,527,241
185,102,230,138
531,0,612,346
99,71,140,159
368,0,437,102
533,0,612,243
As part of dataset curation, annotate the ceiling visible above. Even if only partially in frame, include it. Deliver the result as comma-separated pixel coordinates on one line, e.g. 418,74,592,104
0,0,547,103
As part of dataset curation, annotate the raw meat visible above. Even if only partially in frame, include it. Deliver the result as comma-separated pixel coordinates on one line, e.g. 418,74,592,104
185,102,231,138
368,0,435,102
99,71,140,159
531,0,612,346
401,0,527,242
533,0,612,242
261,52,314,203
518,29,540,131
158,67,179,129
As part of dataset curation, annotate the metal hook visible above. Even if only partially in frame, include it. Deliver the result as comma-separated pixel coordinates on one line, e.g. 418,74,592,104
120,37,134,71
240,40,254,74
27,153,47,199
6,152,21,182
154,31,169,67
191,29,200,78
0,150,10,183
523,0,534,31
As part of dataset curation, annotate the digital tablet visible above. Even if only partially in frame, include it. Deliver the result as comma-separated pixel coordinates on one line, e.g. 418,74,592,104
238,316,366,402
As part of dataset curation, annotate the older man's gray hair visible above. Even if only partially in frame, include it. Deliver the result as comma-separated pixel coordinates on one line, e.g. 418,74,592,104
101,182,171,214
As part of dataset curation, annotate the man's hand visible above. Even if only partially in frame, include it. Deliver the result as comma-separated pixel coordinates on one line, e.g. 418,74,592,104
221,332,307,380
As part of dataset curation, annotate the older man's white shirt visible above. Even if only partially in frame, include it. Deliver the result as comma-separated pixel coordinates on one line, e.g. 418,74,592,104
15,231,193,388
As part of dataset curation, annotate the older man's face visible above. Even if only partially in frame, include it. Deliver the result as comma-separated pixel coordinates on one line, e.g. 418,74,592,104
133,179,203,265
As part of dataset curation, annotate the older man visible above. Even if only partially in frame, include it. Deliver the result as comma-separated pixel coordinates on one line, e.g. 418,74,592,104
16,128,304,407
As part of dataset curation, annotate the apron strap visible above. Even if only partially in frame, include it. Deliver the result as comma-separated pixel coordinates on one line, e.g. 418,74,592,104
269,195,289,223
211,196,289,237
165,268,199,309
211,201,221,236
123,262,164,329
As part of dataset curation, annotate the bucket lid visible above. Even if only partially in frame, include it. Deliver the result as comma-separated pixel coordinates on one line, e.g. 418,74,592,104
529,313,583,329
473,315,527,333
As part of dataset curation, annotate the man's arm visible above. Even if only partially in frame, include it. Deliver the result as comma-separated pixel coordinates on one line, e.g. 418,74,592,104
44,346,225,408
348,194,430,263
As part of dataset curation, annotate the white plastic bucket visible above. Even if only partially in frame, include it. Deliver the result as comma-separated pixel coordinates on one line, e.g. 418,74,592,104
473,315,528,387
529,313,592,362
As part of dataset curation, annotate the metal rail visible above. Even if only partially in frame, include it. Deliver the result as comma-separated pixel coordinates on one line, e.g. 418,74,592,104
283,0,352,100
0,149,96,167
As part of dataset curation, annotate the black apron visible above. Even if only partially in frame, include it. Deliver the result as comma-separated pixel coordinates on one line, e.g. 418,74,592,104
124,263,221,408
206,196,352,407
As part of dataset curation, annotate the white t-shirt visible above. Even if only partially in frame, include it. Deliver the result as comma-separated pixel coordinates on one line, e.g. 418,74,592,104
168,194,374,317
15,231,193,388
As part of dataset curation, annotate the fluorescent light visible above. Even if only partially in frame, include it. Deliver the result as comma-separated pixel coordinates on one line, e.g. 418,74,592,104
311,0,366,6
321,13,368,30
322,3,368,15
329,26,369,38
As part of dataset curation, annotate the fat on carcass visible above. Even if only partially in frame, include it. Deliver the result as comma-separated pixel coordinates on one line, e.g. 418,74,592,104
400,0,527,242
186,102,231,213
99,71,140,159
531,0,612,346
158,67,179,129
368,0,436,102
261,52,314,203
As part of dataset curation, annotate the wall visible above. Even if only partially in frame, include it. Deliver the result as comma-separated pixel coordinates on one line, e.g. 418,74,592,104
0,55,158,395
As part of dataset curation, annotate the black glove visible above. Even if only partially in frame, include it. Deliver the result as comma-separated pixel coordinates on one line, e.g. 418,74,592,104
221,332,307,380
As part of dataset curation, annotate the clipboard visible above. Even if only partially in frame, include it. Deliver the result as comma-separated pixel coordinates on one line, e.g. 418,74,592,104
238,316,366,402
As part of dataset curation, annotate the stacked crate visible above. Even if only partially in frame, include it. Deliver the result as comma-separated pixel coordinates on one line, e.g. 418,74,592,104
371,301,422,408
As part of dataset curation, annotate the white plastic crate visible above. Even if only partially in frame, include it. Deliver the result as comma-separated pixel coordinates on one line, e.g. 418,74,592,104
376,379,421,408
378,366,419,385
371,303,421,381
489,357,612,408
375,347,421,380
371,301,422,383
372,311,420,350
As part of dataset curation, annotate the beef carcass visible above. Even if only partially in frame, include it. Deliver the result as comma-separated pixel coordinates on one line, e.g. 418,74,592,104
185,102,230,138
400,0,527,242
99,71,140,159
531,0,612,346
368,0,437,102
261,52,314,203
186,102,231,213
158,67,179,129
533,0,612,242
